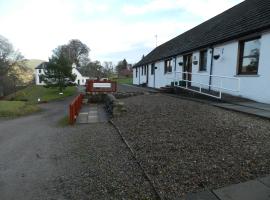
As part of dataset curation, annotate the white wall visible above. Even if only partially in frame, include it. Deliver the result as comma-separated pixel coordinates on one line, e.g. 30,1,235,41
35,69,45,85
154,59,177,88
132,31,270,103
72,68,89,86
210,31,270,103
191,50,212,89
133,68,139,85
148,64,155,88
35,66,89,86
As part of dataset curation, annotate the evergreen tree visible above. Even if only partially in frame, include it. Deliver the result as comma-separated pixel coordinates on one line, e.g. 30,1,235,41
42,47,76,92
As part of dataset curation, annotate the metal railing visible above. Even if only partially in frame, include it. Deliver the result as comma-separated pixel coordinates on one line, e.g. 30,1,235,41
169,71,241,99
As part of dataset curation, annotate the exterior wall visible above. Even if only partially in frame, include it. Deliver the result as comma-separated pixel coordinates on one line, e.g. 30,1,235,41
154,59,177,88
148,64,155,88
132,31,270,103
35,69,45,85
210,31,270,103
35,66,89,86
72,68,89,86
190,50,212,89
133,68,139,85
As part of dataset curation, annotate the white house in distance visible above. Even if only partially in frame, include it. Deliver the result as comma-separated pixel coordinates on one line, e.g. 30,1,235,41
133,0,270,104
35,62,89,86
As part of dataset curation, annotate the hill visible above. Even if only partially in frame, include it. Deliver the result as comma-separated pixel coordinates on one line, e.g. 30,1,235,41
24,59,46,71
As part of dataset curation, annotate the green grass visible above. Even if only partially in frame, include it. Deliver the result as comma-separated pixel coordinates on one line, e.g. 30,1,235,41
115,77,132,85
6,85,77,104
0,101,40,117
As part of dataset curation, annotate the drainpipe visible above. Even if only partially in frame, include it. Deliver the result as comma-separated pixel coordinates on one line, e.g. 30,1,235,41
139,67,141,85
153,63,156,88
209,47,214,91
174,56,177,81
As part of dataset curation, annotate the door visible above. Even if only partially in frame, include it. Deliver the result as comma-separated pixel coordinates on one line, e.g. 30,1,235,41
183,54,192,86
78,79,80,85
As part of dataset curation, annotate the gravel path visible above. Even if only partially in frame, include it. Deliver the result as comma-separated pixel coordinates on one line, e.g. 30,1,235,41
0,93,156,199
112,92,270,199
50,123,157,200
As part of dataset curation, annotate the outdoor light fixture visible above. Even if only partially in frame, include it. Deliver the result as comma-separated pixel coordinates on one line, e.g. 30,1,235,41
193,61,198,65
213,48,224,60
213,55,220,60
178,62,183,66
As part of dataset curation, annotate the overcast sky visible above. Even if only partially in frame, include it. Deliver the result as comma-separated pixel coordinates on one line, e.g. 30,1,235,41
0,0,243,64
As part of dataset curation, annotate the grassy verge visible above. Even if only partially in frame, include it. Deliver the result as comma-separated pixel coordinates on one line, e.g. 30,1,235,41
6,85,76,104
0,101,40,117
115,77,132,85
1,85,76,118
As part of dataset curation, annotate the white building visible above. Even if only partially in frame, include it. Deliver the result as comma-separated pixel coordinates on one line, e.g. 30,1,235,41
133,0,270,104
35,62,89,86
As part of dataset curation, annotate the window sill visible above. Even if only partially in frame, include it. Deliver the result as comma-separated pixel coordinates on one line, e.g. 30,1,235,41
234,74,260,77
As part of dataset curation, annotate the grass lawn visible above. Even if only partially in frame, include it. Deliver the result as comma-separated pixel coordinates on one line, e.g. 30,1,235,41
115,77,132,85
0,101,40,117
6,85,77,104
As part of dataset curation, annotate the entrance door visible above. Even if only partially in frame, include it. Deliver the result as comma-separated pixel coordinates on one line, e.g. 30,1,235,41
183,54,192,86
78,79,80,85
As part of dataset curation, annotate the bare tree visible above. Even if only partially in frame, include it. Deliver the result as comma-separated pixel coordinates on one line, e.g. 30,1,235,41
0,35,25,96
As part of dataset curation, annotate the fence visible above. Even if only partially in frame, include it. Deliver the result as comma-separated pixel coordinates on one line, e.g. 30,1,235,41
86,80,117,93
69,94,84,125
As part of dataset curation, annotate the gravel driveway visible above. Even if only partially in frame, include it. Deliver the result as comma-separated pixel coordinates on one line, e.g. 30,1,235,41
112,92,270,199
0,94,156,199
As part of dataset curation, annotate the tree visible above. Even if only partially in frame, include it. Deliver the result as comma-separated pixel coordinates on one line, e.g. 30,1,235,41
42,46,76,92
116,59,130,77
61,39,90,67
79,61,104,78
0,35,25,96
103,61,114,78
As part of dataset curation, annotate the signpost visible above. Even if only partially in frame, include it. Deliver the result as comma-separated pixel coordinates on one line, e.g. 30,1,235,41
86,80,117,93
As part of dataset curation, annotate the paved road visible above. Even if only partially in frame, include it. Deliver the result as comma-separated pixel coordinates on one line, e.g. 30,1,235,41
0,96,75,200
0,91,156,199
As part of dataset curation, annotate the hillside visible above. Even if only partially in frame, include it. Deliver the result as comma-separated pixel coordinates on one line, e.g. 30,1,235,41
10,59,46,85
24,59,46,71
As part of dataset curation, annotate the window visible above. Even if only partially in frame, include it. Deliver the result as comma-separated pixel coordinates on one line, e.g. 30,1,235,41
39,69,41,73
141,66,143,75
151,63,155,75
238,37,261,75
199,50,207,71
136,68,138,77
164,59,172,74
